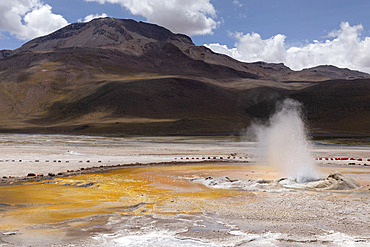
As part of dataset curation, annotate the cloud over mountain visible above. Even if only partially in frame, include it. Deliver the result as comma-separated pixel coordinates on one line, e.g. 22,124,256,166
0,0,68,40
206,22,370,73
79,13,108,23
84,0,218,35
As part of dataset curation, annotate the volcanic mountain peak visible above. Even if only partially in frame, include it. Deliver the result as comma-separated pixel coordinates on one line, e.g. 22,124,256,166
2,17,369,82
0,18,369,136
17,18,194,53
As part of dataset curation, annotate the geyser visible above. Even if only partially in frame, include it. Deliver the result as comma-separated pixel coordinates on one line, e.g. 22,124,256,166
250,99,319,183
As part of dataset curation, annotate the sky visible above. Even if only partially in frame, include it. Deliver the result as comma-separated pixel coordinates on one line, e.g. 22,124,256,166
1,0,370,73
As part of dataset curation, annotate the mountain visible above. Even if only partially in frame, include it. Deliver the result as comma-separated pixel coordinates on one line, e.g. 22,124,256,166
0,17,369,136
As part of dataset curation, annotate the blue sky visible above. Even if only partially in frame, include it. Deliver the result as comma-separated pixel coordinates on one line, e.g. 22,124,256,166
207,0,370,45
1,0,370,73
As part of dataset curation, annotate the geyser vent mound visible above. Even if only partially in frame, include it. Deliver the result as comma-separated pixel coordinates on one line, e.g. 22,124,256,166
280,171,362,191
191,172,361,192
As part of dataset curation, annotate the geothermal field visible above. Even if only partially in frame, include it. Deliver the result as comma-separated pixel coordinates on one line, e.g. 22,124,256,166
0,100,369,247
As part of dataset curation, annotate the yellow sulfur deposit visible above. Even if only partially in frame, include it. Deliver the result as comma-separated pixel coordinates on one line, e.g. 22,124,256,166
0,164,256,232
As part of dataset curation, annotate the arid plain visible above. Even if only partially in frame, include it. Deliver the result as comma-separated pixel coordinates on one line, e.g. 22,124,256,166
0,134,369,246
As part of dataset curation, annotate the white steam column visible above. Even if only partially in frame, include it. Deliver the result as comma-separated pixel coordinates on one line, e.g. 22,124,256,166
254,99,319,183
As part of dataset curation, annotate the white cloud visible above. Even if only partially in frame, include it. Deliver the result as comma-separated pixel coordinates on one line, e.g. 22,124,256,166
0,0,68,40
233,0,243,7
78,13,108,23
205,22,370,74
84,0,218,35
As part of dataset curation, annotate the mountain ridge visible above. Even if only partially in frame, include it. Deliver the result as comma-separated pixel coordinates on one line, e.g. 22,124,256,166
3,17,369,81
0,17,369,135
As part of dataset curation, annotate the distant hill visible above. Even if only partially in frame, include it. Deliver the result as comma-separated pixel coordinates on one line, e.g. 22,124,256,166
0,17,369,135
302,65,370,80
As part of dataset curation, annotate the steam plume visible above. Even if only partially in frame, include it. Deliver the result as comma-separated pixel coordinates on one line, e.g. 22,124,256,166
249,99,318,183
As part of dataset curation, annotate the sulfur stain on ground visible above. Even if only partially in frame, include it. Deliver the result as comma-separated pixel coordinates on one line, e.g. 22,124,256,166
0,164,257,232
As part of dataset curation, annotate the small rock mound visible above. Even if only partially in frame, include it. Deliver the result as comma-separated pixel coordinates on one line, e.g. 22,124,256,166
309,172,361,191
190,176,284,192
